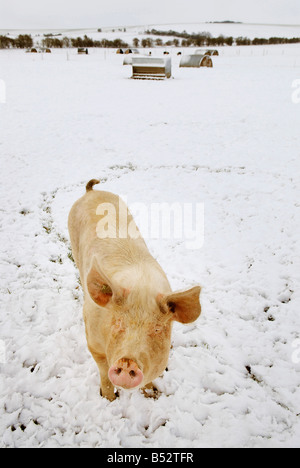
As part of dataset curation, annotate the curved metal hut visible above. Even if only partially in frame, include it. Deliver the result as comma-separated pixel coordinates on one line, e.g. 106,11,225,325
195,49,210,56
179,54,213,68
123,50,140,65
123,55,133,65
206,49,219,56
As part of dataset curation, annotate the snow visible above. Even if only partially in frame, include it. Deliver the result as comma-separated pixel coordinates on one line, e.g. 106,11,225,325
0,36,300,448
142,22,300,40
1,21,300,44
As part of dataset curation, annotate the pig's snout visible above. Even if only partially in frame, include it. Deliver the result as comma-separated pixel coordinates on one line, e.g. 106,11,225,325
108,358,143,389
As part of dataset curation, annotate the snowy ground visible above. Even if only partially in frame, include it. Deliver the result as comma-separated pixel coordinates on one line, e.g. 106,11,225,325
0,41,300,447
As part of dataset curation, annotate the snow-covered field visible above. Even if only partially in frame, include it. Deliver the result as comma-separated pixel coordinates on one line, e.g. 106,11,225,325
2,21,300,44
0,38,300,448
142,22,300,40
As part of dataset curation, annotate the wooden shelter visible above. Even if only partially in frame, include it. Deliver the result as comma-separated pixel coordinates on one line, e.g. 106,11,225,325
131,56,172,80
179,54,213,68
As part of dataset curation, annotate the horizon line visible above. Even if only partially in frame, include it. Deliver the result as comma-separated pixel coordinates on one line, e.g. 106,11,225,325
1,21,300,32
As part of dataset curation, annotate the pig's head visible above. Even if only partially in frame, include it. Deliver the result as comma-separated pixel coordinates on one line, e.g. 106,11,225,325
86,264,201,392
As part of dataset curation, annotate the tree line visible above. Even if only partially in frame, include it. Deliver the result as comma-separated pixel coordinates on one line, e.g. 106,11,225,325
236,36,300,45
42,35,129,49
1,31,299,50
0,34,33,49
145,29,300,47
0,34,129,49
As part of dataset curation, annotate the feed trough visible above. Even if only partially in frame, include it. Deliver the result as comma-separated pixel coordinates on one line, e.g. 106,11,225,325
131,56,172,80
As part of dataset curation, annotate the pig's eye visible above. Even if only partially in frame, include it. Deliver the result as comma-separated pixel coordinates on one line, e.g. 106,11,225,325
152,325,164,335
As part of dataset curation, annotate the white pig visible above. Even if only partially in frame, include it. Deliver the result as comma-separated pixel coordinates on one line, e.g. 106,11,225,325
68,179,201,400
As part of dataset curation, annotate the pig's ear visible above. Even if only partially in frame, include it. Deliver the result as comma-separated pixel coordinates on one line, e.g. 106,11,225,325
87,267,114,307
160,286,201,324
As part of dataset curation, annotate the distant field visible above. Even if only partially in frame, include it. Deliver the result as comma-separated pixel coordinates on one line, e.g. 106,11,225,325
1,21,300,41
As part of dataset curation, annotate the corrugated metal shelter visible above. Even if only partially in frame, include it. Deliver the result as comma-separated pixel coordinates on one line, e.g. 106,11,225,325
123,55,133,65
195,48,219,56
125,48,140,54
179,54,213,68
195,49,210,56
123,49,140,65
206,49,219,56
131,57,172,80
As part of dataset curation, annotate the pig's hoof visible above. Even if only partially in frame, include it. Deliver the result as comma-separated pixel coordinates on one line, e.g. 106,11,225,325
141,383,161,399
100,387,118,401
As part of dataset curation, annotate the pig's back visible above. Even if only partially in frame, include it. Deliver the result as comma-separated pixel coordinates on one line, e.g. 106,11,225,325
68,189,147,270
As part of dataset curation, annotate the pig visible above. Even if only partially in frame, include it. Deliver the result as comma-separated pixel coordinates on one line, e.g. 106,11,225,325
68,179,201,401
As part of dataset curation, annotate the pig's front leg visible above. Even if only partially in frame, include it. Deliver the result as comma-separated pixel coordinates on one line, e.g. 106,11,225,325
142,382,161,399
89,348,116,401
99,364,117,401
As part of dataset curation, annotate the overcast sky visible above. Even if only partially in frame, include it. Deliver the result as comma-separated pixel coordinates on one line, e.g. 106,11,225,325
0,0,300,29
